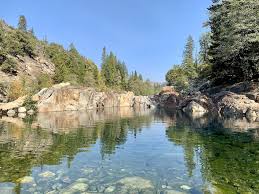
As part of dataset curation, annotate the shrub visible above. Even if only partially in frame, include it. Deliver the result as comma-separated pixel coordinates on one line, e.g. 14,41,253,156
37,73,53,89
8,79,26,100
22,95,37,111
1,57,17,74
4,30,36,57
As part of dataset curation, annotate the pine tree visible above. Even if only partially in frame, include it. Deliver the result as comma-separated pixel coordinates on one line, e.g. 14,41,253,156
18,15,27,31
209,0,259,84
182,35,198,79
199,32,211,64
182,35,194,67
101,47,107,66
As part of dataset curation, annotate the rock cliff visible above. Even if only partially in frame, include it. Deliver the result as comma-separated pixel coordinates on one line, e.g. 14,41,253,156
0,83,155,115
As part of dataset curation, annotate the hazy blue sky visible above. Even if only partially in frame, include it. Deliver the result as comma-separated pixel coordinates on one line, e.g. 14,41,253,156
1,0,211,82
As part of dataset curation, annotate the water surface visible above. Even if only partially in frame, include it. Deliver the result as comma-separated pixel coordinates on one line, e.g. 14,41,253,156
0,108,259,193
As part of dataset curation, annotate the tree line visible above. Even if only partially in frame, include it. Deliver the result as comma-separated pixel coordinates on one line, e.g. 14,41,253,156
0,15,162,98
166,0,259,92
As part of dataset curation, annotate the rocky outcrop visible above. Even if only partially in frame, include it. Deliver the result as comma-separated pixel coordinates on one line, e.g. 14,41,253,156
0,83,155,116
216,92,259,118
133,96,155,108
152,93,181,109
0,96,27,111
0,54,55,102
36,83,135,112
155,82,259,121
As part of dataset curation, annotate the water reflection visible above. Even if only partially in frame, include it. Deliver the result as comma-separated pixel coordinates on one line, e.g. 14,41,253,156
163,109,259,193
0,107,258,193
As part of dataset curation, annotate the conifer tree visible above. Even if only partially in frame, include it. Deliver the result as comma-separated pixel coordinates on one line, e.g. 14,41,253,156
182,35,194,67
208,0,259,84
18,15,27,31
199,32,211,64
182,35,198,79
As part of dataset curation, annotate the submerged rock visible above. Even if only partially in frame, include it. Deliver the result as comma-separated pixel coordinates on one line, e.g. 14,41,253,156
62,182,89,193
104,185,116,193
39,171,56,178
117,176,154,190
19,176,34,184
164,190,186,194
180,185,191,190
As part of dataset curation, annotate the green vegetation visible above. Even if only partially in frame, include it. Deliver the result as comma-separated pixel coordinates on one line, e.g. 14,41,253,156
209,0,259,85
101,47,128,90
101,47,162,94
22,95,37,111
127,71,162,95
1,57,17,74
166,0,259,92
166,35,205,92
45,42,98,86
0,16,161,100
166,120,259,193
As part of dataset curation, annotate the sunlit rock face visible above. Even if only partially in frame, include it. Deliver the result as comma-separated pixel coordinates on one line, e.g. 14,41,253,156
36,83,136,112
133,96,155,109
217,92,259,117
182,101,208,118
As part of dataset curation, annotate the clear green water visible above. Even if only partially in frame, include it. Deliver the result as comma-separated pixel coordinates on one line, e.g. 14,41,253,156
0,108,259,194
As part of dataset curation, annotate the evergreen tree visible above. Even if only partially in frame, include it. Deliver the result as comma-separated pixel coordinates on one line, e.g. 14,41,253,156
18,15,27,31
182,35,194,66
101,47,107,66
199,32,211,64
208,0,259,84
182,35,197,79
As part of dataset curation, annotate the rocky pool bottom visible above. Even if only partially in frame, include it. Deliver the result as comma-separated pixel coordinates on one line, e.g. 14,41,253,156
0,108,259,194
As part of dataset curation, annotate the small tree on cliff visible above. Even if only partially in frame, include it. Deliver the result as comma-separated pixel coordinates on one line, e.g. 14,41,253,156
18,15,27,32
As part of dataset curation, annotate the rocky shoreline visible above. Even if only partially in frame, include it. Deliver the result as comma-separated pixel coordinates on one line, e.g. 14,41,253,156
0,82,154,117
1,81,259,122
153,82,259,121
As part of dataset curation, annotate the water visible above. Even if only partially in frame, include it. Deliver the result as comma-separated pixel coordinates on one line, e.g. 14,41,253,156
0,108,259,194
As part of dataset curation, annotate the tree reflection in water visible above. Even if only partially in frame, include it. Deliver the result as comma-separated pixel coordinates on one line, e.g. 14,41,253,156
0,107,258,193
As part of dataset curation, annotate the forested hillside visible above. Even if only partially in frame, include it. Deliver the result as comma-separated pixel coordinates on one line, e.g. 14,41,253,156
0,16,161,102
166,0,259,93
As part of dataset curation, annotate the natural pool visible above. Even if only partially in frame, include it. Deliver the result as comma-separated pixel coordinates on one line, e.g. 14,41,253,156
0,108,258,194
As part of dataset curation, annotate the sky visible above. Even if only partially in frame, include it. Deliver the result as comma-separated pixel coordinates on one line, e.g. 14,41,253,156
0,0,211,82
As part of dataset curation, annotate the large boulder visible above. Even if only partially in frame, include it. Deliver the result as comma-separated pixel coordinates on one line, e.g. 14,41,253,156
216,92,259,118
7,109,16,117
183,101,208,118
179,94,215,118
183,101,208,113
18,107,26,113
